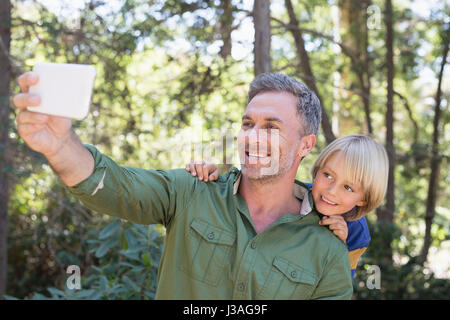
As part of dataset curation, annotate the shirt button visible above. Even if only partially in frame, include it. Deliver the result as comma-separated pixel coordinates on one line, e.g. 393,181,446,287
207,232,215,240
291,271,297,278
250,242,257,249
237,282,245,292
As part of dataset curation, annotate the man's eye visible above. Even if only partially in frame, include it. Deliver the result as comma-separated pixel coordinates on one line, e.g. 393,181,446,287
242,122,252,128
344,185,353,192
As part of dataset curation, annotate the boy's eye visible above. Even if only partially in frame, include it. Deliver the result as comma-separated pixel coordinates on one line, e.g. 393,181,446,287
324,172,332,179
242,122,252,128
344,185,354,192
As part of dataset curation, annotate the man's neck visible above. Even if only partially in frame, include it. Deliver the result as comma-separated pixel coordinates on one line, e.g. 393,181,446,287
238,168,301,233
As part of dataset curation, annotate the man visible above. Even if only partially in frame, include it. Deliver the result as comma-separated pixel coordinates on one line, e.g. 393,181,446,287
13,72,352,299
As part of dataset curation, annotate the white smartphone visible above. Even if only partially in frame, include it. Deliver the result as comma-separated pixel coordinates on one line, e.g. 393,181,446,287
27,62,96,120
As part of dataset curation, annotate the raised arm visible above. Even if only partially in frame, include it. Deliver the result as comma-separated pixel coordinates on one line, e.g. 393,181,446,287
13,72,199,227
13,71,94,187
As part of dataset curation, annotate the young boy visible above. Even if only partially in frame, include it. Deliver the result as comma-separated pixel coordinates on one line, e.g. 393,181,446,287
186,134,389,278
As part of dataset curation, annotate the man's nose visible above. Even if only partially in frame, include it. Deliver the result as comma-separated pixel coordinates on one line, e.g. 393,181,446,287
247,127,268,142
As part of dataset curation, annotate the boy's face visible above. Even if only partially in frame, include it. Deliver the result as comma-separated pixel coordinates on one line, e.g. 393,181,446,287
312,152,367,216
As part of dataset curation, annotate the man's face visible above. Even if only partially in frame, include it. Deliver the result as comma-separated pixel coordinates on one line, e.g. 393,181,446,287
237,91,305,182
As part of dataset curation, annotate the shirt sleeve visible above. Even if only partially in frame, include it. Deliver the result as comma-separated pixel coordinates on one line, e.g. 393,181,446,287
310,239,353,300
346,217,371,278
66,144,197,227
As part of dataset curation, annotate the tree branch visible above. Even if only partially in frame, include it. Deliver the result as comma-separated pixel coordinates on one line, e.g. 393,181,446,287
394,90,419,145
270,16,360,65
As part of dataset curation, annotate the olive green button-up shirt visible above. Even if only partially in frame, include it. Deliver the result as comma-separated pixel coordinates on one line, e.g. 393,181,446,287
67,144,353,300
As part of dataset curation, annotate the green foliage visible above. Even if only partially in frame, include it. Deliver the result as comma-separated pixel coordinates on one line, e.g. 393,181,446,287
79,221,163,300
353,220,450,299
7,172,96,298
9,219,163,300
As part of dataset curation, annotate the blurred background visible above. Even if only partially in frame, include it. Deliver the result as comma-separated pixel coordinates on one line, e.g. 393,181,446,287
0,0,448,299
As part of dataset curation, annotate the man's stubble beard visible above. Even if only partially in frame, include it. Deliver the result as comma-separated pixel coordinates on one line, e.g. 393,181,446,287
241,143,299,184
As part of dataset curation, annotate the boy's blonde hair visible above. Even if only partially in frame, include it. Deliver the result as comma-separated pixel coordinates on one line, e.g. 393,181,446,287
311,134,389,221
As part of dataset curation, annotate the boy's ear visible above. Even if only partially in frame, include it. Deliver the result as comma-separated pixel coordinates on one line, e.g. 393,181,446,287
297,134,316,158
356,200,367,207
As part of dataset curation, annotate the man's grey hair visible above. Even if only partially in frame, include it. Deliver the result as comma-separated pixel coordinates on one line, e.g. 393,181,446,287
247,73,322,136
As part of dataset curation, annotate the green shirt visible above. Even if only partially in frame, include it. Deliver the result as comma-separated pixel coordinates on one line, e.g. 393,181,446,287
67,144,353,300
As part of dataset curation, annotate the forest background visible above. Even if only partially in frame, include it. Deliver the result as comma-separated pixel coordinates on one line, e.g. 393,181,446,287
0,0,448,299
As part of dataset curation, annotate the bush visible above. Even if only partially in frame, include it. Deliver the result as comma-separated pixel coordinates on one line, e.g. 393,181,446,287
7,219,164,300
352,220,450,299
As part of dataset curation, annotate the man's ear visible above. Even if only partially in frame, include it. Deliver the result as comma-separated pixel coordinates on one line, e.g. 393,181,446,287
297,134,316,158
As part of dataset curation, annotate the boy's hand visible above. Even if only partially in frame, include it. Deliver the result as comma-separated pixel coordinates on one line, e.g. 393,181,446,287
319,215,348,243
185,160,219,182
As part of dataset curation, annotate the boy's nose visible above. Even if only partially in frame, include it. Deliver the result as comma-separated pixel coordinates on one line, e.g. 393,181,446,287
327,183,338,196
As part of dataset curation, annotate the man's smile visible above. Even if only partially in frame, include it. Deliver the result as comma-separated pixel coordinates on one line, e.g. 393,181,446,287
244,145,272,164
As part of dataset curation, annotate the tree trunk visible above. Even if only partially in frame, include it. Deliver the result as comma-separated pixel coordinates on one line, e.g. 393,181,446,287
0,0,11,298
376,0,395,263
361,0,372,135
339,0,373,135
331,4,341,135
219,0,233,59
418,29,449,266
253,0,271,75
285,0,336,143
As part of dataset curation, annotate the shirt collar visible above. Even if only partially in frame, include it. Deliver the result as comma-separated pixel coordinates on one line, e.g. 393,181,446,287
232,171,314,217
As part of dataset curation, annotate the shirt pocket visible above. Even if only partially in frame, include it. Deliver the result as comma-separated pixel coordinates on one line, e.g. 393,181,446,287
257,256,318,299
180,218,236,286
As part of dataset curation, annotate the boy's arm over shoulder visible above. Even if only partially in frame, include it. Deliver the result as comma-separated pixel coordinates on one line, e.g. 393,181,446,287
67,144,199,227
347,216,371,278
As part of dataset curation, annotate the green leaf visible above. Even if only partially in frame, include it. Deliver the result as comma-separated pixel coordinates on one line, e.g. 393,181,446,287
89,290,105,300
125,230,138,248
47,287,65,298
122,276,138,291
31,293,50,300
142,252,151,267
73,289,96,299
95,237,119,258
150,229,160,241
119,249,141,261
98,221,122,240
119,261,137,268
121,232,128,250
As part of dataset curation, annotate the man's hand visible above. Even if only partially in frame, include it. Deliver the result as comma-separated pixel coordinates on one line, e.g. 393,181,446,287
12,71,94,187
185,161,219,182
319,215,348,243
13,71,73,158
